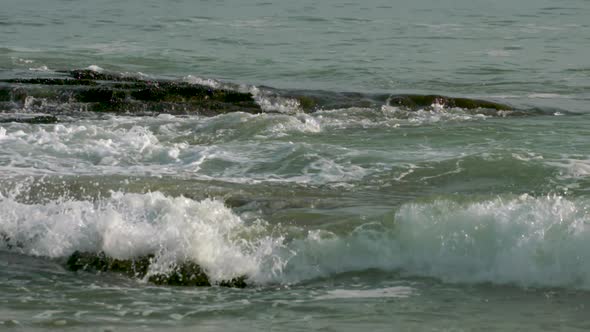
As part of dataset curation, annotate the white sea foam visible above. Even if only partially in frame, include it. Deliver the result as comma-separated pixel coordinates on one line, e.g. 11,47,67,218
277,105,482,132
378,104,487,125
0,190,283,283
391,195,590,287
264,113,321,137
0,121,192,175
248,86,301,113
28,65,49,72
0,116,370,185
183,75,221,89
279,195,590,288
86,65,104,72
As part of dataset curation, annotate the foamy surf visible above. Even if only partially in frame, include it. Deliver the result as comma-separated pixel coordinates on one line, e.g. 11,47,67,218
2,188,590,289
0,189,283,284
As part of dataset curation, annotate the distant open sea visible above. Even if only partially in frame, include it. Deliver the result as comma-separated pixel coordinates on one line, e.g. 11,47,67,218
1,0,590,331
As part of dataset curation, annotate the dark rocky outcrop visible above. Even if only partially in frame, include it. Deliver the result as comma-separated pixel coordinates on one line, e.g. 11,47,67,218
67,69,142,82
0,70,261,115
0,87,11,102
282,90,515,114
0,68,527,116
65,251,247,288
387,94,512,111
2,77,97,86
0,115,58,124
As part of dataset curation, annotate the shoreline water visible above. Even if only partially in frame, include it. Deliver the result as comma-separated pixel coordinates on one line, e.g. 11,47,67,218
2,0,590,330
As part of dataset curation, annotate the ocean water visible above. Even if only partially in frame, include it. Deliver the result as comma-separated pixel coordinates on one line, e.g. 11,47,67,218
1,0,590,331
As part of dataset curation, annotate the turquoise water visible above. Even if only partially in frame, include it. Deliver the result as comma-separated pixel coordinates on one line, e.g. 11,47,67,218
1,0,590,331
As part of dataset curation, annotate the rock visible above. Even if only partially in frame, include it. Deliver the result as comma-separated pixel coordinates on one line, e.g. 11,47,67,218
2,78,97,86
387,94,512,111
66,251,151,278
0,71,262,115
0,87,11,102
1,70,524,116
68,69,139,82
0,115,58,124
294,95,317,111
65,251,247,288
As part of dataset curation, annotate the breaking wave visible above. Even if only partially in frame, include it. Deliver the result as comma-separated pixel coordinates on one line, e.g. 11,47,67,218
1,188,589,289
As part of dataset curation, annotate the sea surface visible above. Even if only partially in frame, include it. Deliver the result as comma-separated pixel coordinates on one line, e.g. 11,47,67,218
1,0,590,331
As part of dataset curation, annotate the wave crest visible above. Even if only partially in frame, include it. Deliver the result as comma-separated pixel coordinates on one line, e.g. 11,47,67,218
2,189,589,289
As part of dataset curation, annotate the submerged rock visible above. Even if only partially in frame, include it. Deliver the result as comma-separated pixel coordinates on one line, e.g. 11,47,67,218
387,94,512,111
282,90,515,114
65,251,247,288
68,69,141,82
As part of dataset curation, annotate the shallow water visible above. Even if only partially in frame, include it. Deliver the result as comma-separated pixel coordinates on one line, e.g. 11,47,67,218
1,0,590,331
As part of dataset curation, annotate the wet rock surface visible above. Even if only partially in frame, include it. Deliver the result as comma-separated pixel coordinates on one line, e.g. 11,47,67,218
387,94,512,111
0,70,261,115
0,69,536,116
66,251,247,288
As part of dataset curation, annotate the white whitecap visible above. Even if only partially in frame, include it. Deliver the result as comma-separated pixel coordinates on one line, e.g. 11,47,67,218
28,65,49,72
86,65,105,72
0,190,284,283
183,75,221,89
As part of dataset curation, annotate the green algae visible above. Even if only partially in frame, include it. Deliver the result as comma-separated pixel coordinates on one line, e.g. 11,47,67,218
66,251,247,288
0,70,261,115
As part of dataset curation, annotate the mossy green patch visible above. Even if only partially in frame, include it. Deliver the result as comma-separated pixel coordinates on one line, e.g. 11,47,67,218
66,251,247,288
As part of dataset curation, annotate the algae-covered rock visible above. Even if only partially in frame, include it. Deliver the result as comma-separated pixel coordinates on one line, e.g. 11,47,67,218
66,251,151,278
0,71,262,115
295,95,317,111
1,69,527,116
146,261,211,287
65,251,247,288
